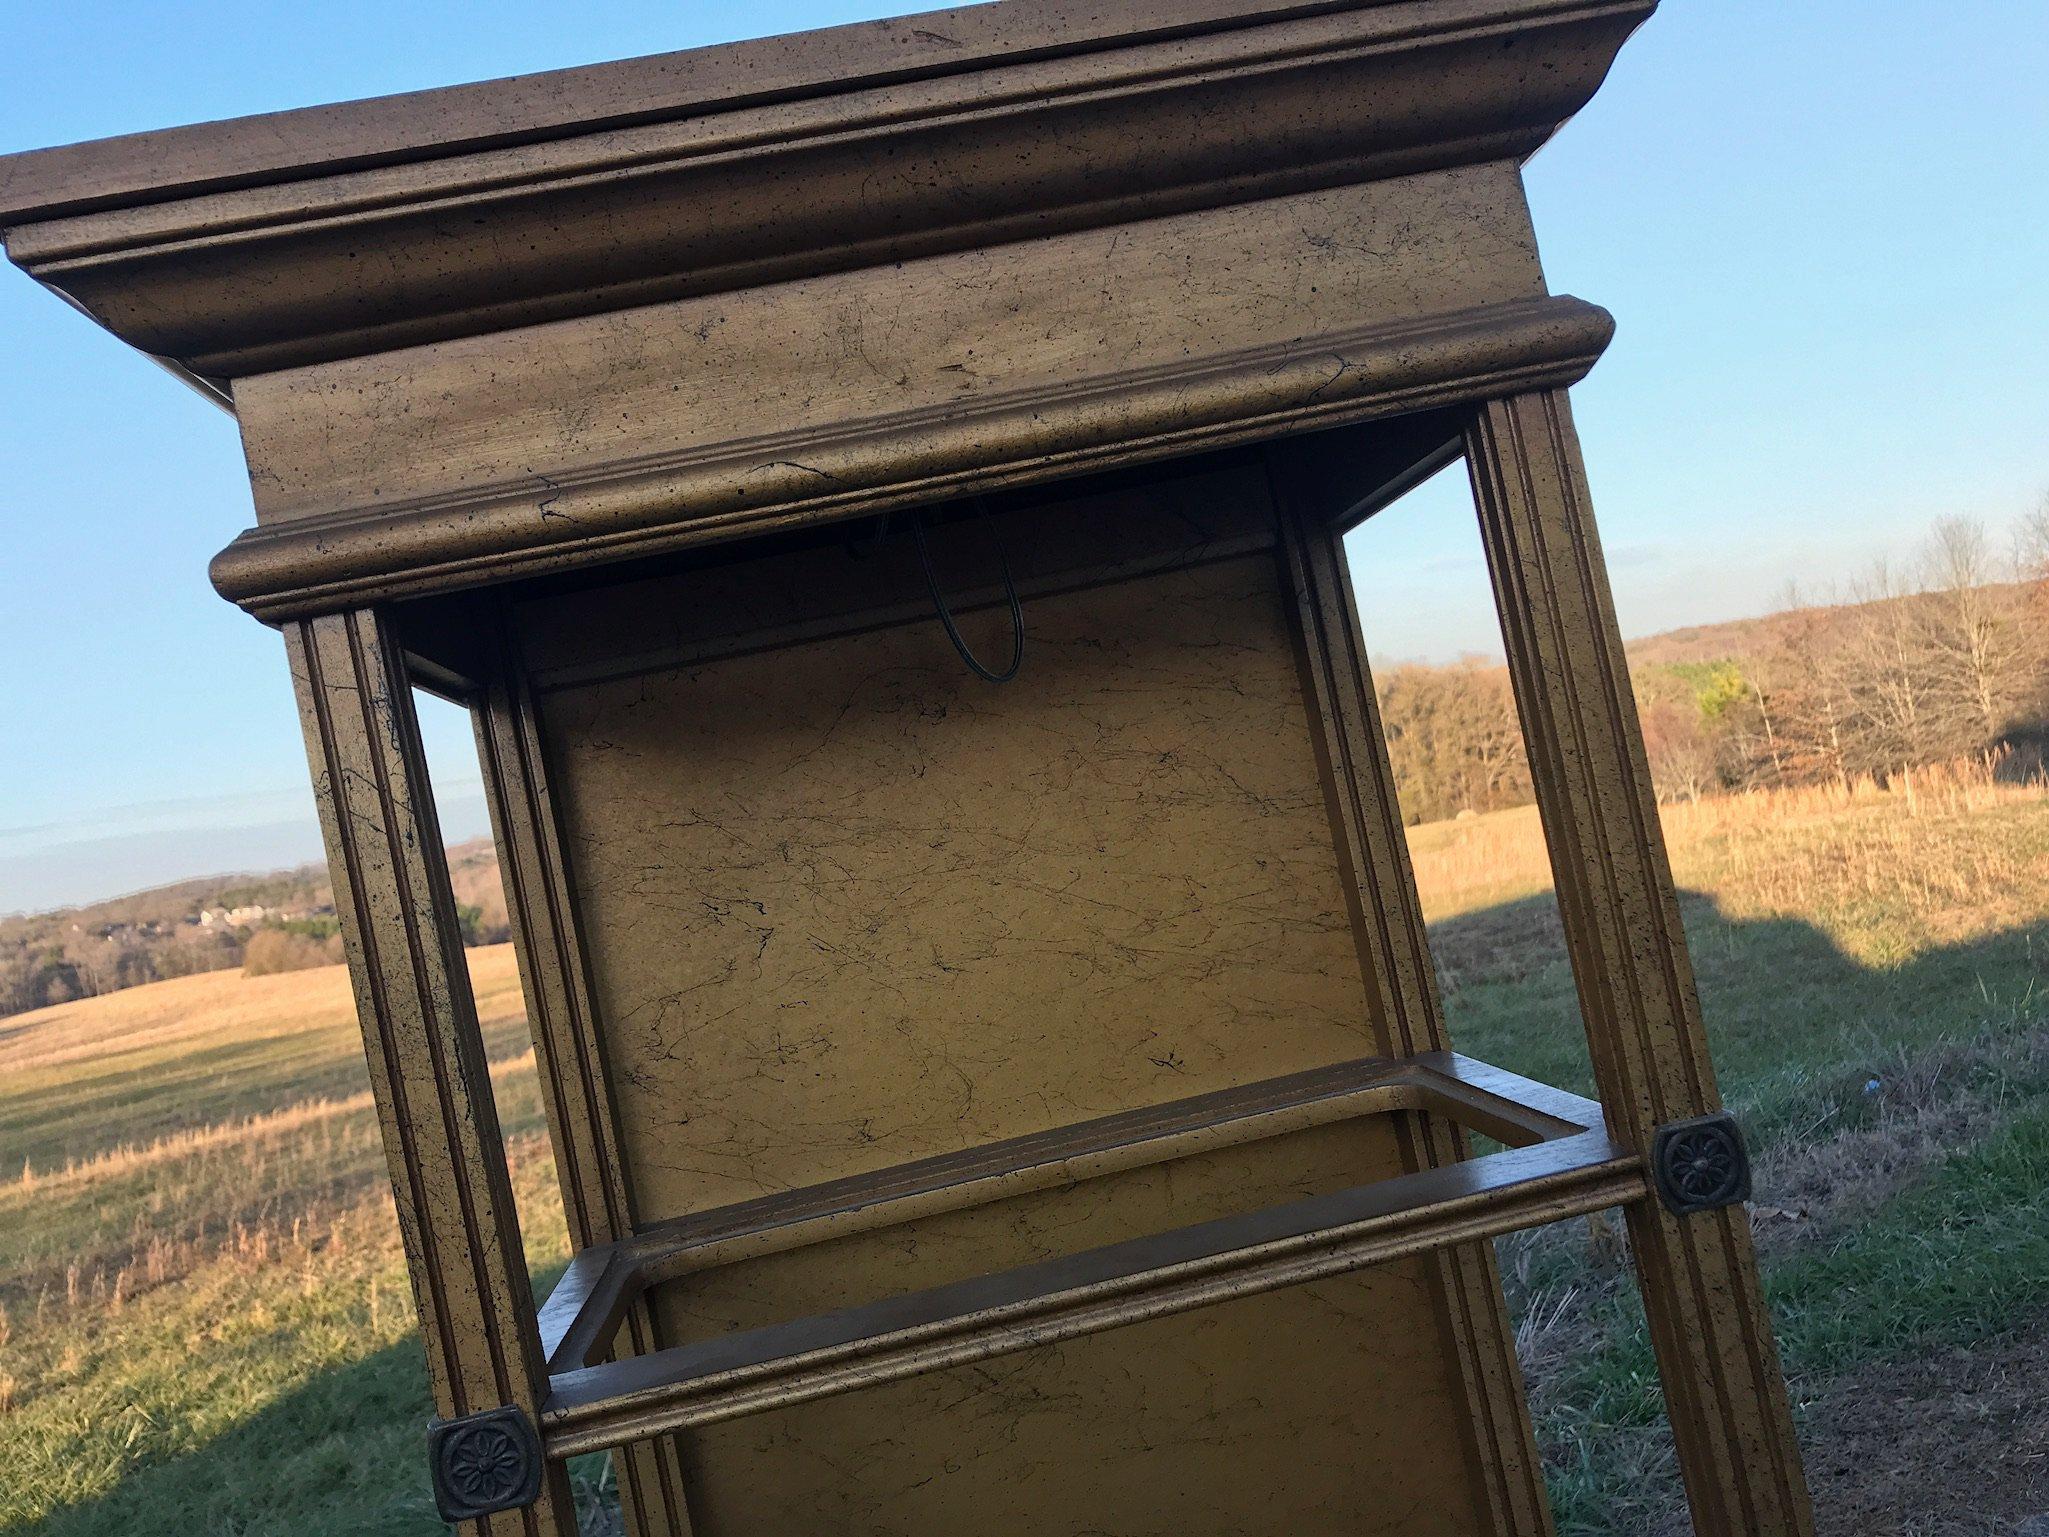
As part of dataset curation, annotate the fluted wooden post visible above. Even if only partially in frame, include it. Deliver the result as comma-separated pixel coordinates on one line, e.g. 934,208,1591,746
1271,449,1554,1537
475,611,698,1537
288,609,576,1537
1465,391,1814,1535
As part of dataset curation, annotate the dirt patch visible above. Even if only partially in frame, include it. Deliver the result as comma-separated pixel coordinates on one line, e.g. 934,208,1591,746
1501,1025,2049,1534
1749,1026,2049,1259
1648,1330,2049,1536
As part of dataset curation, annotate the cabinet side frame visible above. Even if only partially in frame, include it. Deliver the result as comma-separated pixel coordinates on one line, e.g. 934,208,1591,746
1463,390,1814,1535
1269,438,1555,1537
469,600,700,1537
287,609,576,1536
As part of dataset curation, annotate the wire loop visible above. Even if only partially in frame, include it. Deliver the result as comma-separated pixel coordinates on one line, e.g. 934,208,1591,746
909,504,1025,684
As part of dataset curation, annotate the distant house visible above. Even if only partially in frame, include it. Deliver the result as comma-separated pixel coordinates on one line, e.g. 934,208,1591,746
198,904,272,928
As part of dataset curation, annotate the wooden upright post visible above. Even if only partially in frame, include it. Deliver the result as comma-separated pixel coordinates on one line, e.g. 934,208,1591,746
474,619,698,1537
1271,458,1553,1537
1464,391,1814,1535
288,610,576,1536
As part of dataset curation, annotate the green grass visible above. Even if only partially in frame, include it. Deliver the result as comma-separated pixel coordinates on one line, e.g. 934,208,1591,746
1772,1096,2049,1369
1505,1086,2049,1532
9,1196,473,1535
1421,780,2049,1530
0,948,612,1537
0,954,542,1333
2,1156,619,1536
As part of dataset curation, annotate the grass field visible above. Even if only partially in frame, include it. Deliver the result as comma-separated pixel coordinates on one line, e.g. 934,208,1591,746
4,765,2047,1534
0,951,620,1535
1418,765,2049,1532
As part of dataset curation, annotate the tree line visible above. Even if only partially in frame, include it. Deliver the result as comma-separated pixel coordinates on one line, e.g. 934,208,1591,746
1,842,511,1017
9,509,2046,1011
1377,506,2049,822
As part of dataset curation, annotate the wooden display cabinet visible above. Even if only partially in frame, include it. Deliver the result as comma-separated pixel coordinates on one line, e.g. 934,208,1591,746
0,3,1812,1532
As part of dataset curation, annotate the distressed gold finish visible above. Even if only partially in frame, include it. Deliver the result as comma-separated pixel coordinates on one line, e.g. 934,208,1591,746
472,635,697,1535
1272,443,1554,1533
286,610,579,1536
1466,392,1815,1533
3,1,1814,1532
509,476,1518,1534
534,1054,1637,1444
0,0,1653,388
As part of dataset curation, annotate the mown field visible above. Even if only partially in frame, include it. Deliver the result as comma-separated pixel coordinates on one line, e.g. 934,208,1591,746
4,767,2048,1534
0,951,618,1535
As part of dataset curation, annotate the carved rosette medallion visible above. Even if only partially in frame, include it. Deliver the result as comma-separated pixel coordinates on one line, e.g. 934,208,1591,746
427,1405,544,1521
1651,1112,1752,1215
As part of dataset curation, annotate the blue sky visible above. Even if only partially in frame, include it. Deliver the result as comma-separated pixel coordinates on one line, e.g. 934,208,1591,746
1,1,2044,912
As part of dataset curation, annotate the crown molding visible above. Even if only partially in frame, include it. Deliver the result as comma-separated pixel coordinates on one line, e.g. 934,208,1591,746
212,294,1611,620
2,0,1652,387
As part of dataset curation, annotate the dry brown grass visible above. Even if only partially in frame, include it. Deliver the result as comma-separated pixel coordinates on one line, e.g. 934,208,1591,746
1430,755,2049,1532
8,1049,537,1195
0,946,548,1338
1407,754,2049,937
0,945,526,1079
8,777,2049,1535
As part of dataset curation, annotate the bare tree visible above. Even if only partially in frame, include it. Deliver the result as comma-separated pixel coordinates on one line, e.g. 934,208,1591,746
1640,695,1720,803
1920,516,2026,744
1839,559,1937,777
1762,601,1855,791
2016,494,2049,584
1377,657,1530,822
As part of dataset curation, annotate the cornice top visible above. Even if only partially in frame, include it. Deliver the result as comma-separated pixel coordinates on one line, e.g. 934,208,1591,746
0,0,1653,394
0,1,1588,221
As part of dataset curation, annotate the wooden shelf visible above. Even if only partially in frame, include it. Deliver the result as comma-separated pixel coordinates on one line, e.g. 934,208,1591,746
535,1052,1643,1459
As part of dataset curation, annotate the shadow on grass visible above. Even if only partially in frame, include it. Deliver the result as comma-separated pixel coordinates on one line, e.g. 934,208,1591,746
1434,886,2049,1142
24,1337,447,1537
18,1245,618,1537
1442,887,2049,1534
23,1334,618,1537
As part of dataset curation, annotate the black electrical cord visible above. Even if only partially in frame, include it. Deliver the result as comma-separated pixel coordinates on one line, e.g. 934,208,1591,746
908,504,1025,684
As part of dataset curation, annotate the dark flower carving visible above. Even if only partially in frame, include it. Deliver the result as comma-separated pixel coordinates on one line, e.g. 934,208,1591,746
446,1424,527,1503
1652,1113,1751,1215
429,1407,541,1521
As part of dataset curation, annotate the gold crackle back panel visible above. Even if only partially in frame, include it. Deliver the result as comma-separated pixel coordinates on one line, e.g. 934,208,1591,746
519,466,1484,1534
